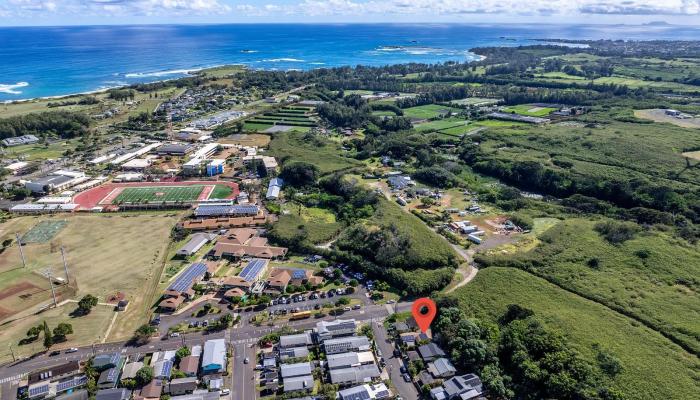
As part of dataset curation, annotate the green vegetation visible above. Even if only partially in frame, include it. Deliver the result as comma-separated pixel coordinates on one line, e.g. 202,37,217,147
502,104,557,117
268,131,362,174
402,104,460,119
476,219,700,354
444,268,700,399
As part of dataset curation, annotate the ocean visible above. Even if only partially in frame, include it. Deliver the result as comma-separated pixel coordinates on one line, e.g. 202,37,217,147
1,23,700,101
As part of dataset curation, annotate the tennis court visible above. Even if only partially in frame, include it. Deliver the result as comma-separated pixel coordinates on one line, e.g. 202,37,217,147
21,220,68,244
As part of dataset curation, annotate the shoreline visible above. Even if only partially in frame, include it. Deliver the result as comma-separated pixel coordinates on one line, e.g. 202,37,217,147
1,52,484,104
1,64,238,104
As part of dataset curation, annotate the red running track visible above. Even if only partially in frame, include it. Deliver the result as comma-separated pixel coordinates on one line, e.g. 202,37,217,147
72,180,239,210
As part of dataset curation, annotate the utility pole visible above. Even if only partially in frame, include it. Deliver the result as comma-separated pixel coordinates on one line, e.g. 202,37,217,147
9,345,16,362
60,247,69,284
44,269,58,308
16,233,26,268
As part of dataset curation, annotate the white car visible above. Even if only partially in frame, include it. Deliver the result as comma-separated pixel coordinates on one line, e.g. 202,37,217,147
170,332,180,338
220,388,230,396
66,348,78,353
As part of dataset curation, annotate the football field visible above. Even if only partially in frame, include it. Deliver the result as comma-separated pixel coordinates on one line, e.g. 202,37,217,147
111,185,209,204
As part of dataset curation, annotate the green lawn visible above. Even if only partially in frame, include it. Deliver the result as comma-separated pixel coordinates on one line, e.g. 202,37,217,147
402,104,460,119
113,185,206,204
448,267,700,400
1,141,76,161
503,104,557,117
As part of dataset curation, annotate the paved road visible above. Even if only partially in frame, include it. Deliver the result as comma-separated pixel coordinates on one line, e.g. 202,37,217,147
232,342,256,400
372,320,419,400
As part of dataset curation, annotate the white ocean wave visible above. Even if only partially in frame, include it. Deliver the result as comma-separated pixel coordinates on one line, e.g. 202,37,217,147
0,82,29,95
124,68,200,78
310,62,326,65
263,58,305,62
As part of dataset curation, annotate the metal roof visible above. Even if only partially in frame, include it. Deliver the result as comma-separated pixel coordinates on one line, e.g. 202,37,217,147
280,362,312,378
202,338,226,370
168,262,207,292
283,375,313,392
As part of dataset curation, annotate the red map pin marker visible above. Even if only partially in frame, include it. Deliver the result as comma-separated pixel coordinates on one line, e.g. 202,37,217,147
412,297,437,333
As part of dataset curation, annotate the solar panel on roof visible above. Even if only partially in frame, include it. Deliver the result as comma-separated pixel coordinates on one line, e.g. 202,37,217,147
291,269,306,279
168,262,208,292
29,385,49,396
239,259,266,282
56,376,85,391
161,360,173,378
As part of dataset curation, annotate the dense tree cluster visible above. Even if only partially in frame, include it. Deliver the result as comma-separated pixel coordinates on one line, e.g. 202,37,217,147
0,111,90,140
434,304,622,400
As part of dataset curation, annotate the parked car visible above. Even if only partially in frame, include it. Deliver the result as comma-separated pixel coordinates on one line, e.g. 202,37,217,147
220,388,230,396
170,332,180,338
49,351,61,357
403,373,412,382
66,348,78,353
352,304,362,310
400,366,407,374
343,306,351,311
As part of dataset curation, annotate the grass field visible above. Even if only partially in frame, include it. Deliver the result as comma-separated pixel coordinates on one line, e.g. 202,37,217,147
111,184,231,204
476,112,700,190
0,213,179,345
492,218,700,354
268,131,362,174
0,141,77,161
449,97,501,106
273,210,344,245
448,267,700,400
503,104,557,117
402,104,460,119
0,304,115,362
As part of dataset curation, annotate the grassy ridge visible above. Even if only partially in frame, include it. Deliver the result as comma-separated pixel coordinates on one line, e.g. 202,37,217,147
448,267,700,400
487,219,700,354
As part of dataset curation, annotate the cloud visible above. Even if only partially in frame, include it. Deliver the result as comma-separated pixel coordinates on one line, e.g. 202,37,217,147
1,0,699,20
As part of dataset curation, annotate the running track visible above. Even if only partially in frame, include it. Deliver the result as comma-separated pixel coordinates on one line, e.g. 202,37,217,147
72,180,239,210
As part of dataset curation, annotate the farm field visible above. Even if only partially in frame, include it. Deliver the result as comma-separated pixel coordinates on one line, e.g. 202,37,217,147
476,113,700,189
218,133,271,147
268,130,362,174
593,75,700,92
449,267,700,400
450,97,500,106
245,105,317,129
0,213,180,345
414,117,469,131
503,104,557,117
634,109,700,128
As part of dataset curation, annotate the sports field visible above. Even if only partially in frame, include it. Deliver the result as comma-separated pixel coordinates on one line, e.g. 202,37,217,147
102,184,233,205
112,185,208,204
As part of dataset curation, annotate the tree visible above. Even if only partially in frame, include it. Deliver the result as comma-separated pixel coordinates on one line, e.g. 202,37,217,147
26,325,41,339
53,323,73,342
76,294,98,315
133,324,157,344
175,346,191,364
348,279,359,287
219,313,233,328
420,197,436,207
335,297,350,306
280,161,319,187
42,321,53,349
135,366,154,386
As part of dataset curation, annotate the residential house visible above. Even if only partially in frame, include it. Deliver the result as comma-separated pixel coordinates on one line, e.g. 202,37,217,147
279,331,313,349
323,336,371,355
427,358,457,378
430,374,483,400
329,364,381,386
326,351,375,370
97,368,120,389
316,319,357,341
337,383,392,400
418,343,447,362
95,388,130,400
166,377,198,395
93,353,123,372
281,362,313,393
179,356,200,377
279,347,309,361
120,361,143,380
202,339,227,374
137,379,163,399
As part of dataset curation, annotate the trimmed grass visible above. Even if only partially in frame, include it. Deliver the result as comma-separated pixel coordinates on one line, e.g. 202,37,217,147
503,104,557,117
0,213,179,342
113,185,206,204
402,104,460,119
0,304,115,363
1,141,77,161
448,267,700,400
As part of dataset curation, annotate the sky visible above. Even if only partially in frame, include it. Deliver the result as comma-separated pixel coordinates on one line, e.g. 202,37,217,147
0,0,699,26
